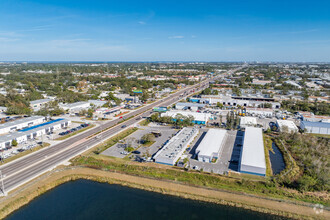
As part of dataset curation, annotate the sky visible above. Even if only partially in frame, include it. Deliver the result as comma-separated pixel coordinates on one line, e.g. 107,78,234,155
0,0,329,62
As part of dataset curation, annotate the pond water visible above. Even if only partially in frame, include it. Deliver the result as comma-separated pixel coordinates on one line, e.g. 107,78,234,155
269,142,286,175
6,179,288,220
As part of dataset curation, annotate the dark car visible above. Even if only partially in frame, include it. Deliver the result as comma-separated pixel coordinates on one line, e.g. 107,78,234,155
132,151,140,154
121,125,127,128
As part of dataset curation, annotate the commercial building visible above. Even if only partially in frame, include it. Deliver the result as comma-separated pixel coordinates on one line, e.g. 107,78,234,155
239,127,266,176
240,117,257,128
300,121,330,135
245,108,273,117
195,129,227,163
153,127,198,165
0,116,45,135
88,100,107,107
60,102,91,113
193,95,280,109
114,93,139,103
0,118,71,149
30,99,53,111
0,106,7,113
276,120,298,133
175,102,205,111
161,110,212,125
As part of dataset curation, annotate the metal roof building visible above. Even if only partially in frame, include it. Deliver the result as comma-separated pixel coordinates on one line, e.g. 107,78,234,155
240,117,257,128
161,110,212,125
300,121,330,135
175,102,205,111
153,127,198,165
239,127,266,176
0,116,45,135
196,129,227,163
276,120,298,133
0,118,70,149
30,99,52,111
60,101,90,112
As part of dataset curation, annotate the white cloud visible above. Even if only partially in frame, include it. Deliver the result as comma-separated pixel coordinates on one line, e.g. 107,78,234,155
0,37,20,42
138,21,146,25
168,35,184,39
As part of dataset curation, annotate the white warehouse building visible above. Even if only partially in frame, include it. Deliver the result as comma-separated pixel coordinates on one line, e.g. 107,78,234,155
240,117,257,128
239,127,266,176
175,102,205,111
161,110,212,125
153,127,199,165
60,101,91,113
195,129,227,163
300,121,330,135
0,116,46,135
0,118,71,149
276,120,298,133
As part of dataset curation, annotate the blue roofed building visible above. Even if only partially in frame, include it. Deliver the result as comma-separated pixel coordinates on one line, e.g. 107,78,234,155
300,121,330,135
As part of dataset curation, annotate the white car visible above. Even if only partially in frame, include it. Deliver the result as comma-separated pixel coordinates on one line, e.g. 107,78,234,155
11,150,19,155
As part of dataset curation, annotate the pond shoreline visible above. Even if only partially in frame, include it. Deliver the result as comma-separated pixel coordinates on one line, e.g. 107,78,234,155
0,167,328,219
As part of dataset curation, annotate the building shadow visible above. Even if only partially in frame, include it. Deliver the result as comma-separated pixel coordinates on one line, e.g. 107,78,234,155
228,130,244,171
189,131,206,158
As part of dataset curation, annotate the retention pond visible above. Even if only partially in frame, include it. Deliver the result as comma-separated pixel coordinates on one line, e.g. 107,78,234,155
7,179,288,220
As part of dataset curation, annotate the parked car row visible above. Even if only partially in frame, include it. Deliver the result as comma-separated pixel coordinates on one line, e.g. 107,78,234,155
58,123,89,136
0,143,39,160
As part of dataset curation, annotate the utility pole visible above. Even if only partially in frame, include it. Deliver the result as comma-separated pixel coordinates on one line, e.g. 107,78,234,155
0,170,6,196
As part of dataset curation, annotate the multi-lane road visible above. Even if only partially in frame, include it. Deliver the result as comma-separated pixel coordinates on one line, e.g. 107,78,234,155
0,79,211,194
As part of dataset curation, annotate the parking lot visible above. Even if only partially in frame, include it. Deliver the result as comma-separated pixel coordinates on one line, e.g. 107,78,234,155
183,129,240,174
101,125,178,159
0,121,96,161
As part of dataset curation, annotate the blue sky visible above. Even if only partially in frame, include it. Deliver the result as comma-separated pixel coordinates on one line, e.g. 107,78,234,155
0,0,329,62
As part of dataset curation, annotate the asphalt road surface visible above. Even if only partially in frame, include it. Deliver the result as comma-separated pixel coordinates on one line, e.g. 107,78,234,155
0,79,212,194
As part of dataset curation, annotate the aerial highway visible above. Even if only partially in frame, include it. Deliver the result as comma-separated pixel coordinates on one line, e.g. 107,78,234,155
0,79,211,194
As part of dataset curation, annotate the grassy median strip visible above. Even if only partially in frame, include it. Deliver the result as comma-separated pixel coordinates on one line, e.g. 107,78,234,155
92,127,138,154
55,124,95,141
138,119,150,126
1,143,50,165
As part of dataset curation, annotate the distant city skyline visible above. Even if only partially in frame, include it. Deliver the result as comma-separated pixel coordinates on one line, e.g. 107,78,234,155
0,0,329,62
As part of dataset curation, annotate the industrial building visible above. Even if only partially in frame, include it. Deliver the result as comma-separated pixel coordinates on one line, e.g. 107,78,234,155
0,118,71,149
245,108,273,117
239,127,266,176
276,120,298,133
196,95,281,109
300,121,330,135
161,110,212,125
88,100,107,107
175,102,205,111
30,99,53,111
60,101,91,113
240,117,257,128
0,116,46,135
153,127,198,165
195,129,227,163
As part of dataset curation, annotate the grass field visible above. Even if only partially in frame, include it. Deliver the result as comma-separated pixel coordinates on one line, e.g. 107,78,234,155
1,167,327,220
139,119,150,126
71,154,329,206
92,127,139,154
